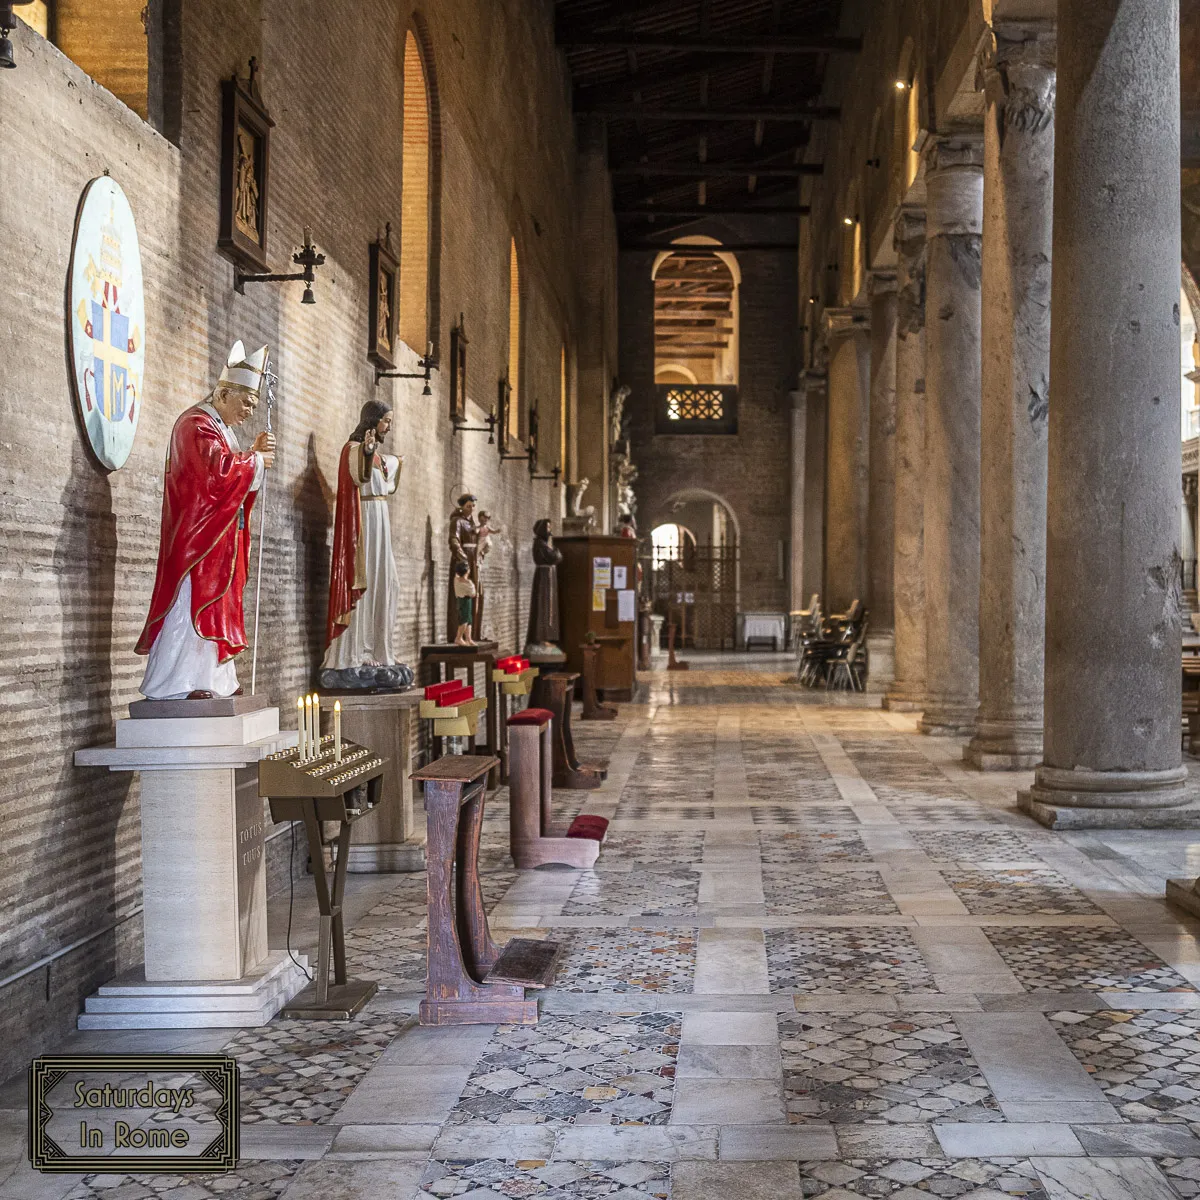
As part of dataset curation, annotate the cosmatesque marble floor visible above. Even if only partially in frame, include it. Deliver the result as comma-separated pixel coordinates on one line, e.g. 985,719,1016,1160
11,653,1200,1198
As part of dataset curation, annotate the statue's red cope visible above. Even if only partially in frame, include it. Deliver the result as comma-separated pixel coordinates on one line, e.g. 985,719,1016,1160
135,406,259,664
325,442,366,649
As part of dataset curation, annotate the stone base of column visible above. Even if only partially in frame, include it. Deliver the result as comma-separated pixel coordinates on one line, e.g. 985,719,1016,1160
918,694,977,737
964,720,1042,771
1165,878,1200,920
865,632,895,693
884,681,924,712
1019,763,1195,829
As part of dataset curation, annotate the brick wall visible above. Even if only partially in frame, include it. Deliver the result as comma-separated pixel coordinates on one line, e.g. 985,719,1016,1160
620,236,799,617
0,0,613,1079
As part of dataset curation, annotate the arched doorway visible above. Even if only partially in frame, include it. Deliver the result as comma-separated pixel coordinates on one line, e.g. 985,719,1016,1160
647,491,740,650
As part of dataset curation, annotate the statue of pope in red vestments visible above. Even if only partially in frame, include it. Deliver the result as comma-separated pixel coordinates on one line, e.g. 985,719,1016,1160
135,341,276,699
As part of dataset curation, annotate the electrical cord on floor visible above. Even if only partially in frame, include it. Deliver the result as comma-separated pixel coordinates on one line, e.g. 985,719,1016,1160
287,820,313,982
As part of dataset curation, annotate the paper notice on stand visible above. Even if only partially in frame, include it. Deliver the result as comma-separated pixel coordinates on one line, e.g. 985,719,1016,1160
593,557,612,589
613,565,627,590
617,589,637,622
592,588,607,612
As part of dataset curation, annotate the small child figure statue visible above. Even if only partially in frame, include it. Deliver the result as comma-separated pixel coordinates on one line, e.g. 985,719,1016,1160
453,560,477,647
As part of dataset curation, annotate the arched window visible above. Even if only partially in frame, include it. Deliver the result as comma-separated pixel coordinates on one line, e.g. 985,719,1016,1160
841,186,864,303
400,30,432,352
19,0,167,128
905,72,921,190
507,238,521,441
652,249,739,386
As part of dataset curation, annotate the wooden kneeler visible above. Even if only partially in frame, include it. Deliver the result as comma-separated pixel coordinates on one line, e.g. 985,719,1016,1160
413,755,560,1025
508,709,608,869
528,672,608,789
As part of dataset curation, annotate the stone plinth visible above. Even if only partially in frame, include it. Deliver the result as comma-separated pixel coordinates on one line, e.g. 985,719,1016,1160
74,713,307,1028
327,690,425,872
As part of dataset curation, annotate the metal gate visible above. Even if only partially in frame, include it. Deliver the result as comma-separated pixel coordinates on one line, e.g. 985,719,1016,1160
645,539,739,650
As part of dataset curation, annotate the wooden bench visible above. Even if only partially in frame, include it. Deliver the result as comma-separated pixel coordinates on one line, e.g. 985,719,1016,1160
413,755,560,1025
508,708,606,868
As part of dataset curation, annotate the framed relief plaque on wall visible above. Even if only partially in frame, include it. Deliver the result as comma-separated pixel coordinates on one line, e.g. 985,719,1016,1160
449,313,468,424
218,59,274,272
369,228,400,370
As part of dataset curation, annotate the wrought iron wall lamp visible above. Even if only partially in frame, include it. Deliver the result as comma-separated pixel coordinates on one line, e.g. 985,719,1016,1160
0,2,36,69
235,226,326,302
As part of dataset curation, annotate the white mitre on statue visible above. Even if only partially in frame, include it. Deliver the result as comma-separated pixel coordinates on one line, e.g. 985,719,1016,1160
219,340,269,394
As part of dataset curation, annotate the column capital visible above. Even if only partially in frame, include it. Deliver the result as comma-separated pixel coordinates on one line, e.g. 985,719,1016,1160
868,270,898,297
823,305,871,341
979,23,1056,132
925,135,984,176
894,206,927,263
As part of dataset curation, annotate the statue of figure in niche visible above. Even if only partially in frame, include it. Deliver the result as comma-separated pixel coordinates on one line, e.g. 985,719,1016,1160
525,519,563,657
446,493,486,643
136,340,275,698
320,399,414,690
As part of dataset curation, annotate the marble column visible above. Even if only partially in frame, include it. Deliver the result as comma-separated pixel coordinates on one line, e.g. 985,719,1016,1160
966,26,1056,770
801,369,828,606
790,389,808,612
887,209,927,711
866,273,898,691
920,138,984,736
823,310,871,613
1023,0,1186,824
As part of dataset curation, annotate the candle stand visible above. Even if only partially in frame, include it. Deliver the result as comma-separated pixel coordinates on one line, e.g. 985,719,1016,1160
259,736,388,1019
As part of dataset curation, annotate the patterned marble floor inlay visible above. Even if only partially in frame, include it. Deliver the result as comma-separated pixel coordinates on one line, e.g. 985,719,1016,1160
420,1158,671,1198
758,830,874,863
985,927,1198,993
598,832,704,870
1050,1009,1200,1121
343,924,427,990
194,1014,407,1123
799,1158,1047,1198
943,866,1101,915
762,865,899,917
447,1012,680,1126
766,928,937,994
62,1163,302,1200
911,830,1051,865
564,868,700,916
780,1012,1002,1124
751,804,859,827
555,926,697,992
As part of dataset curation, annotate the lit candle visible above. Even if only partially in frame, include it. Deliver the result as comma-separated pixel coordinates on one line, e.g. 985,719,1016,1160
334,700,342,763
313,694,321,755
297,697,306,759
304,695,313,760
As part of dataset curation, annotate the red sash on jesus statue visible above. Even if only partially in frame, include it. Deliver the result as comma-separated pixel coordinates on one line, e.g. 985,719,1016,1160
325,441,369,649
135,406,259,664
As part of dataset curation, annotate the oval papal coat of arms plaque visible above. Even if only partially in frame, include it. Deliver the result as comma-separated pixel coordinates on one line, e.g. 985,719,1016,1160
68,175,145,471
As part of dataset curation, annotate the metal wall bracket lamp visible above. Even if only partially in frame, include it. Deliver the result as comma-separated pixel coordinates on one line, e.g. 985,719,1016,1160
529,458,562,486
452,407,497,444
375,353,436,392
235,227,326,301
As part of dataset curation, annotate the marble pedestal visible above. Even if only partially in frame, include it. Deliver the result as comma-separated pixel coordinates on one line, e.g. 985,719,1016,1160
326,690,425,872
649,615,665,662
865,632,895,694
74,709,308,1029
1019,790,1200,831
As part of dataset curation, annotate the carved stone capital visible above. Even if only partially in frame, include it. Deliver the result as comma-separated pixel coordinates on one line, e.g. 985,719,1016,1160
925,135,984,176
867,271,898,298
980,23,1056,136
823,305,871,342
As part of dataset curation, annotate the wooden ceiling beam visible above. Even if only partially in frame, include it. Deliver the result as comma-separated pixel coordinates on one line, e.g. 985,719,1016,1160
613,162,822,177
584,103,840,122
559,33,862,54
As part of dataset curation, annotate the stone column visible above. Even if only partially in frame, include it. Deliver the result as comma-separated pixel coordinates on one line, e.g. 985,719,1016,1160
966,26,1056,769
790,389,808,613
801,369,828,606
1024,0,1186,824
866,273,897,691
920,138,984,736
823,309,871,613
887,209,927,711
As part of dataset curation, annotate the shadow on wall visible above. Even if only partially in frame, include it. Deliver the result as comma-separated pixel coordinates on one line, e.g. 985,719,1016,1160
294,433,333,683
419,514,435,649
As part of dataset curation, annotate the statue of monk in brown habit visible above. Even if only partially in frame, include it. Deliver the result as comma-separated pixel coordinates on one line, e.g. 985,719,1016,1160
524,518,562,656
